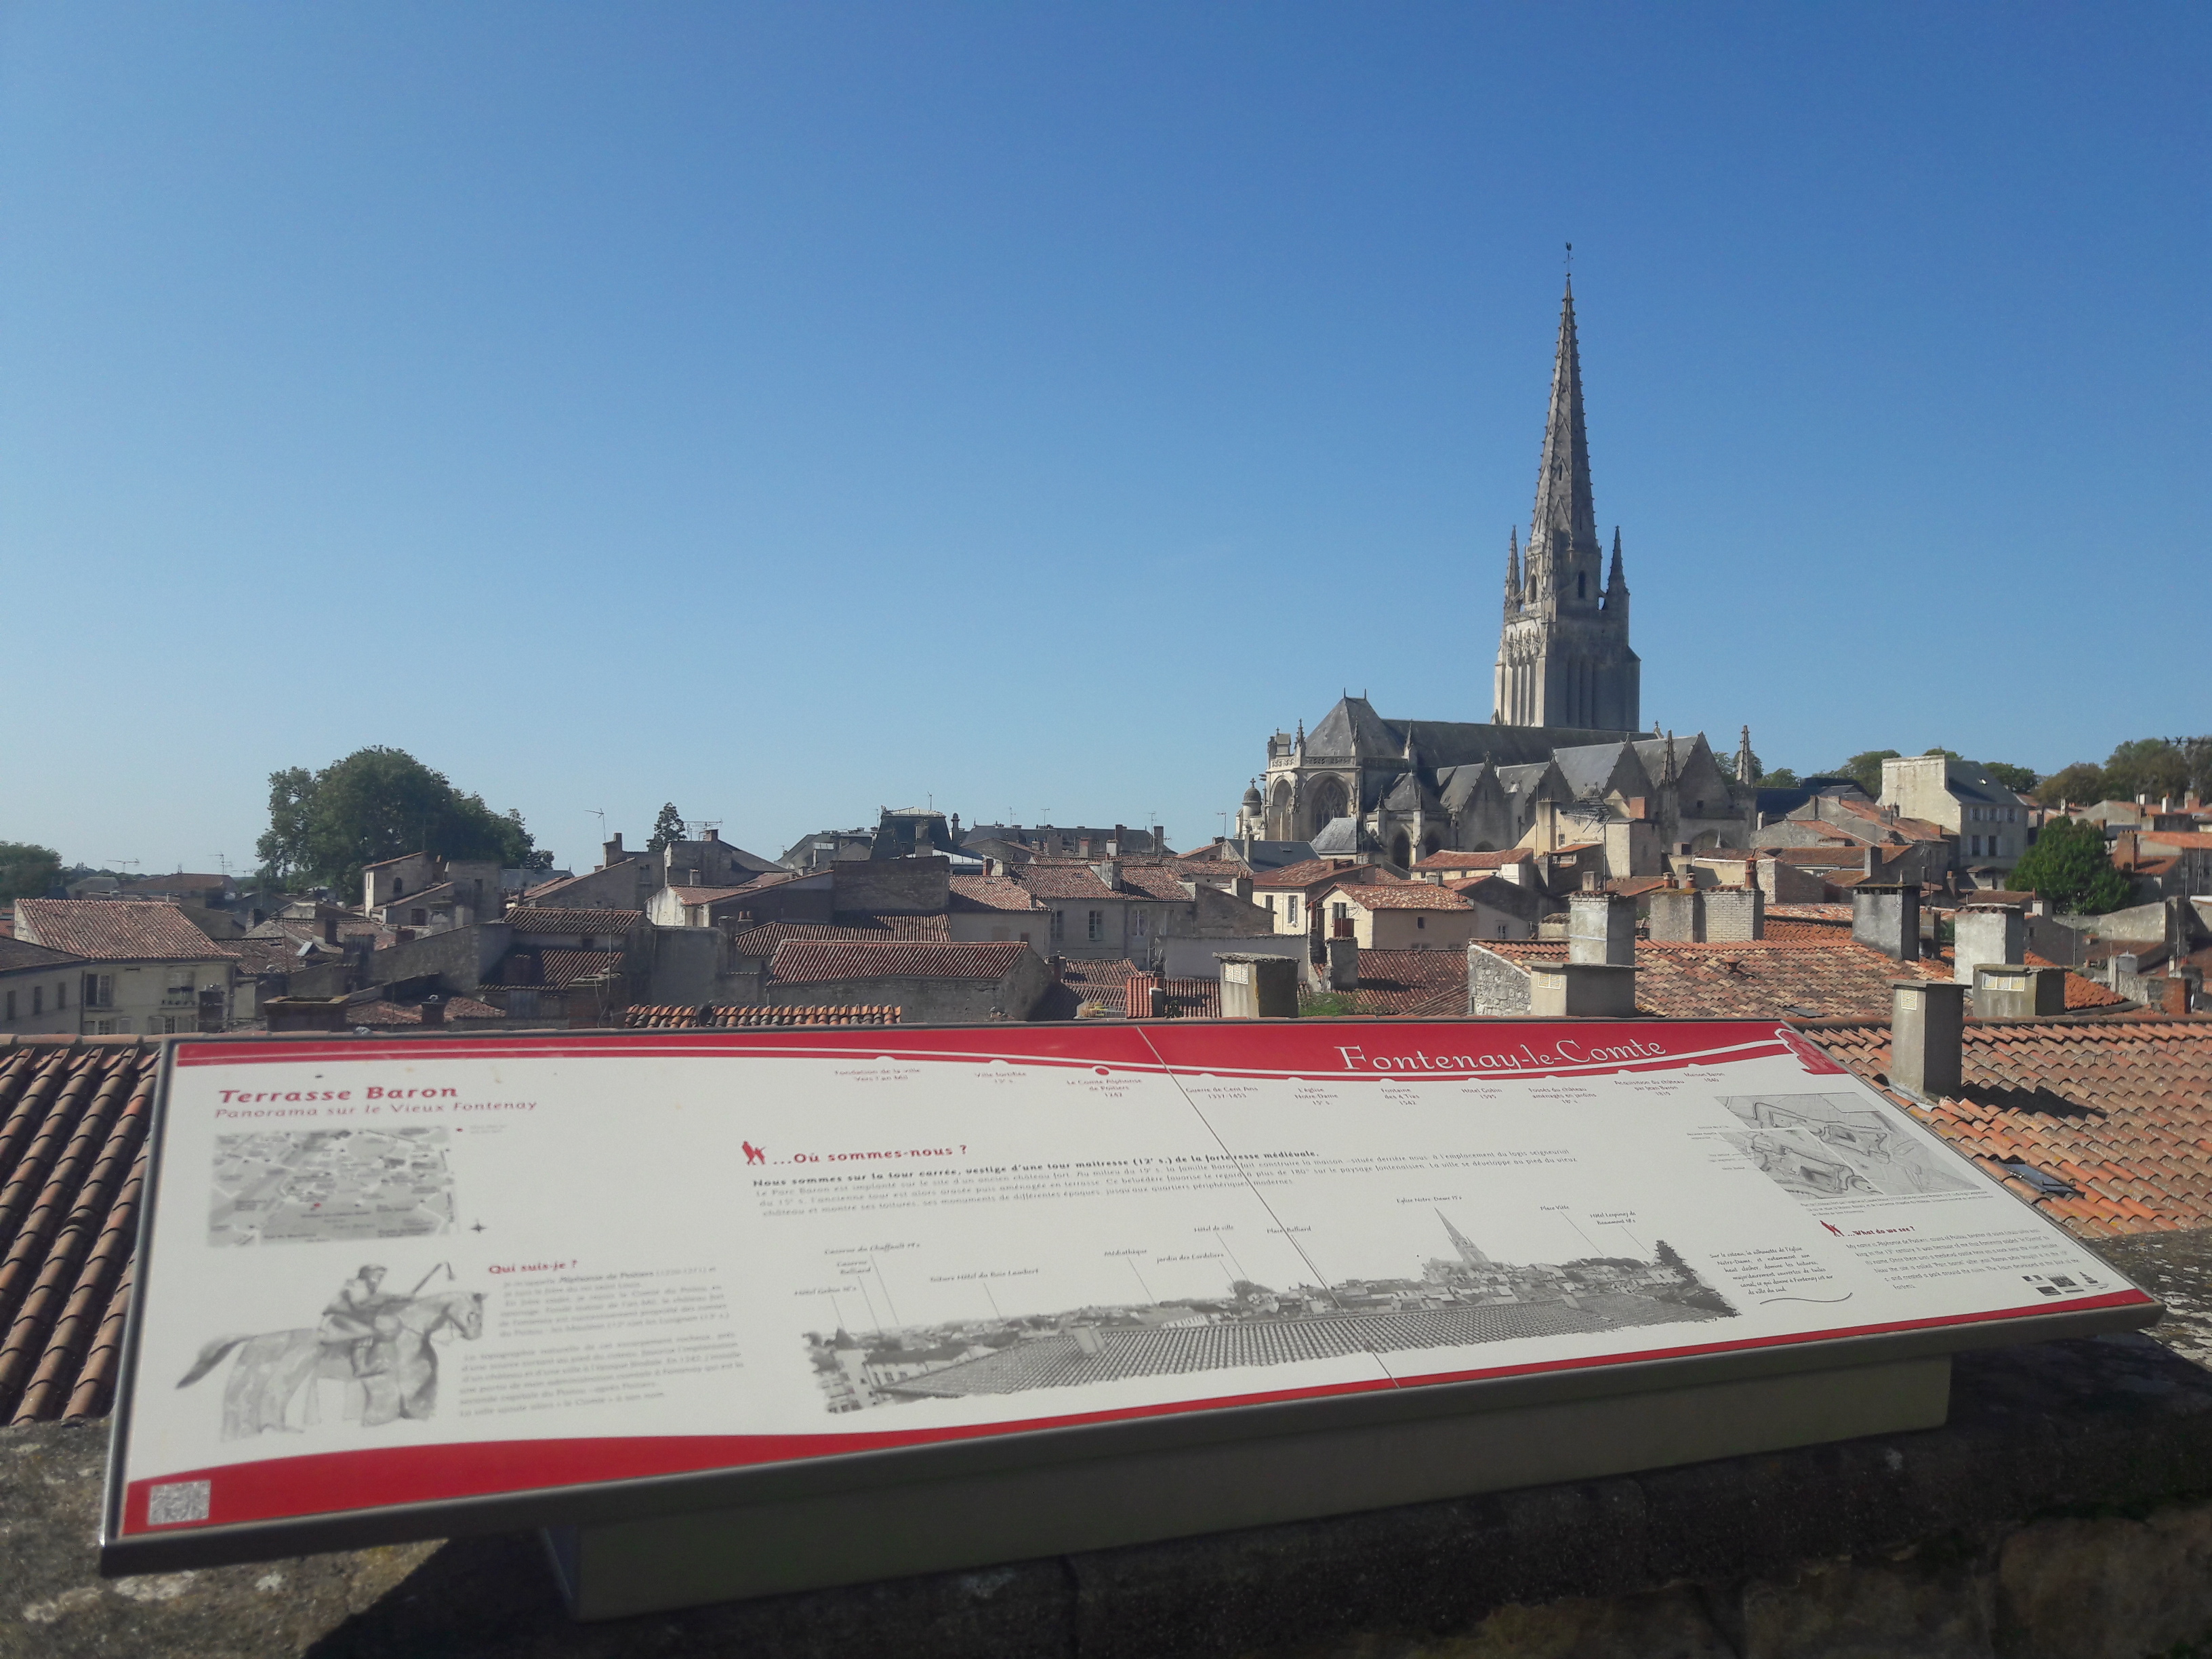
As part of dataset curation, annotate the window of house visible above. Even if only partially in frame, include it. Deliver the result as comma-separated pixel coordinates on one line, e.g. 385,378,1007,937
56,981,66,1010
1416,916,1426,929
1264,895,1276,917
1332,902,1348,923
83,973,112,1009
31,986,42,1016
392,878,404,898
112,1017,129,1033
1086,910,1104,942
4,990,14,1021
1132,909,1147,937
1288,897,1300,926
411,908,427,925
93,1019,114,1036
1050,911,1064,942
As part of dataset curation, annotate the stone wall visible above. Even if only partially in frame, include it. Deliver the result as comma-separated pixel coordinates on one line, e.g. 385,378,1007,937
1465,945,1532,1015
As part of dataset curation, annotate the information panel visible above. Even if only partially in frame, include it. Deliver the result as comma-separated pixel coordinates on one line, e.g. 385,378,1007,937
105,1019,2154,1567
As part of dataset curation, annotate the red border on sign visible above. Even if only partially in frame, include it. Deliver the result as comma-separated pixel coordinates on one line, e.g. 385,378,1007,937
119,1289,2152,1536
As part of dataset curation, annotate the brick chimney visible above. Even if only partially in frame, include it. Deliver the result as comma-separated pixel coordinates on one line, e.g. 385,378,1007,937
1152,823,1166,851
702,827,720,843
1890,981,1965,1101
419,996,445,1028
603,832,624,869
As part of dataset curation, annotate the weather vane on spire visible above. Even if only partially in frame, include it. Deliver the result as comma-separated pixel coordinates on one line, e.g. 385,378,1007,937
1564,241,1572,275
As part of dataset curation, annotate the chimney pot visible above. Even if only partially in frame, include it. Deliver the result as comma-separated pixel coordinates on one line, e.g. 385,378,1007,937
420,996,445,1027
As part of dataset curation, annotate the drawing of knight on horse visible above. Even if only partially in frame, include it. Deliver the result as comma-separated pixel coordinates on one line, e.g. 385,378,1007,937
177,1263,485,1440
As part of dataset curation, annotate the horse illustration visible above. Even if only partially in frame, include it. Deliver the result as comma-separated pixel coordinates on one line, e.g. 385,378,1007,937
177,1290,485,1440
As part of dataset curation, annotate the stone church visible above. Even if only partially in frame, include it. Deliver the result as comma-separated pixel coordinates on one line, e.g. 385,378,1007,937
1235,281,1748,869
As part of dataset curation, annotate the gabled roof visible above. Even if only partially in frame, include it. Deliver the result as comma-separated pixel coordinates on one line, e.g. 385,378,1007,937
1016,861,1120,901
1551,741,1645,802
1936,759,2033,808
1112,863,1199,904
534,949,627,987
1304,696,1400,759
947,876,1046,913
1807,1017,2212,1235
14,901,237,964
769,941,1033,984
503,907,642,935
1251,858,1381,891
1329,882,1473,912
1309,817,1381,857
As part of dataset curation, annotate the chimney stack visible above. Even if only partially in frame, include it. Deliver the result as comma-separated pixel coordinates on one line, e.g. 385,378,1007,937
419,996,445,1028
604,832,624,869
1954,904,2025,987
1152,823,1166,851
1852,885,1921,961
703,827,720,842
1568,890,1636,966
323,913,339,947
1890,981,1965,1101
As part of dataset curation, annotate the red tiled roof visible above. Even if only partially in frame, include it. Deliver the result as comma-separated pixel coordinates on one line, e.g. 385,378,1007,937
1806,1017,2212,1235
1762,917,1853,942
2142,831,2212,851
1031,960,1222,1021
14,901,237,963
1015,862,1120,901
1307,949,1467,1017
769,941,1033,984
947,876,1046,914
1412,849,1532,870
1330,882,1473,912
1473,937,1956,1021
1765,903,1856,922
1252,859,1398,891
729,916,951,956
623,1005,902,1029
0,1038,157,1424
1603,877,1671,898
503,907,642,936
535,949,627,987
1113,864,1200,904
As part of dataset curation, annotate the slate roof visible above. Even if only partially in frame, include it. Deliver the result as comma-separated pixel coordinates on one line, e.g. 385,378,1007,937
1331,882,1473,912
13,901,237,964
0,1038,157,1424
1309,817,1380,857
769,942,1032,984
623,1005,903,1029
1807,1017,2212,1235
729,917,952,956
502,907,642,937
947,876,1046,913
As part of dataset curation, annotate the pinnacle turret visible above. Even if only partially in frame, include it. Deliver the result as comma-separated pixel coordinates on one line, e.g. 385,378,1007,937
1528,279,1597,575
1504,527,1521,610
1607,527,1625,590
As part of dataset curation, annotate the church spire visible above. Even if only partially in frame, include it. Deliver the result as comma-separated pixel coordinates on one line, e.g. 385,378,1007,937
1528,278,1597,572
1607,527,1625,590
1504,527,1521,609
1736,725,1756,785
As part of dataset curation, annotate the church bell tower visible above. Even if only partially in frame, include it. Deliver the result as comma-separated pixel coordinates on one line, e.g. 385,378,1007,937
1492,280,1640,732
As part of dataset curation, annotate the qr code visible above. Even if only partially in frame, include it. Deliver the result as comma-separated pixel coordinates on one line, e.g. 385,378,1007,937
146,1481,211,1525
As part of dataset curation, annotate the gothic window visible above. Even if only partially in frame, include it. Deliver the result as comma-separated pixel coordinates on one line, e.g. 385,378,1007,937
1391,833,1411,866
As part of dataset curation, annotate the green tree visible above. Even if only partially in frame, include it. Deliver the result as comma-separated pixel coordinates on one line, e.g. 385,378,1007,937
2034,762,2107,807
647,802,687,853
0,842,63,902
2009,817,2133,914
1983,761,2038,794
2182,735,2212,798
254,747,544,899
1761,767,1801,790
2103,738,2191,804
1837,750,1903,797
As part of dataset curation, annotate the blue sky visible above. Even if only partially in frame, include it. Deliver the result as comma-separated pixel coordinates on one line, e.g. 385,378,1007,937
3,4,2205,872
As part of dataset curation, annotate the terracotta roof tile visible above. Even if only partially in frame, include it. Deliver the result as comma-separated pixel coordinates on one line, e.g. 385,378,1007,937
1112,864,1200,903
1412,849,1534,871
502,907,642,936
14,901,237,963
1015,862,1120,901
1806,1016,2212,1235
534,949,627,987
769,941,1033,983
0,1038,159,1424
1252,859,1401,892
947,876,1046,914
1330,882,1474,912
729,916,951,956
1307,949,1468,1017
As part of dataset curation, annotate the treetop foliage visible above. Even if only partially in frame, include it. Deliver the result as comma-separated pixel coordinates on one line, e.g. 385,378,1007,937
0,842,63,904
255,748,546,898
2008,817,2133,914
2031,735,2210,806
647,802,687,853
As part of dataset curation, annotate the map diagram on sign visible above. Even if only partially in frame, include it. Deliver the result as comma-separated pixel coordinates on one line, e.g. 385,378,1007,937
1716,1093,1971,1202
209,1128,456,1246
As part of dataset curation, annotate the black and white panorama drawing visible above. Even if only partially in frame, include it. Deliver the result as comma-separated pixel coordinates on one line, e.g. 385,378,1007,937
806,1212,1735,1413
1719,1093,1973,1202
176,1262,485,1439
209,1126,455,1246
